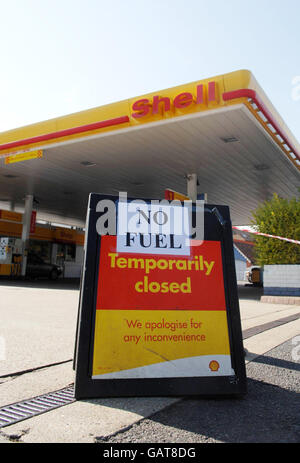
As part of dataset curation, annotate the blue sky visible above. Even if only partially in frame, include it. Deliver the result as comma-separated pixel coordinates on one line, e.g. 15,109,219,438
0,0,299,142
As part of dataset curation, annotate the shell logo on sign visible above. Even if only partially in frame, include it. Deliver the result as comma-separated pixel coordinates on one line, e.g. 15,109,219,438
209,360,220,372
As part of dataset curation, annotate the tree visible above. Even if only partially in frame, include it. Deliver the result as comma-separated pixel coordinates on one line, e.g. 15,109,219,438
251,193,300,265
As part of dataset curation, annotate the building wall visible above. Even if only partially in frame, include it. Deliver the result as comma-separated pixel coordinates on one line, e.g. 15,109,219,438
235,259,247,282
63,245,84,278
263,265,300,296
234,247,247,281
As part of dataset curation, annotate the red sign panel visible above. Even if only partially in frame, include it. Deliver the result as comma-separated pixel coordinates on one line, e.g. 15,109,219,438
96,235,226,311
30,210,37,234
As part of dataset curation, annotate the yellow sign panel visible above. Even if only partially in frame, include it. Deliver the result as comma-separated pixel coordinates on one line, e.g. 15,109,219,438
54,228,77,242
0,210,22,222
5,149,43,165
165,189,190,201
93,310,232,378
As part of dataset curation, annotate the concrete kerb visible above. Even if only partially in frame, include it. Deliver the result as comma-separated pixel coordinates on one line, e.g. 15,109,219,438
261,296,300,305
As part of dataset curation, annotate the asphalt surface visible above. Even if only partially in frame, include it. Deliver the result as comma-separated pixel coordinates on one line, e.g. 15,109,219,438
96,340,300,444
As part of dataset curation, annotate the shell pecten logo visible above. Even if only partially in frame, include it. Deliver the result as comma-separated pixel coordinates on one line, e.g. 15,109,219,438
209,360,220,372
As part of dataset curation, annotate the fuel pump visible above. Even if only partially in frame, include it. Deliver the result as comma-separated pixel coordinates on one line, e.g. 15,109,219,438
0,237,22,276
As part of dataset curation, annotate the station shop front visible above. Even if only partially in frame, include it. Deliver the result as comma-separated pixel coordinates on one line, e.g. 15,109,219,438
0,211,84,278
0,207,256,281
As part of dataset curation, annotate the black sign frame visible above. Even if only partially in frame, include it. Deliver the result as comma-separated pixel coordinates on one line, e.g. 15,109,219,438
74,193,247,399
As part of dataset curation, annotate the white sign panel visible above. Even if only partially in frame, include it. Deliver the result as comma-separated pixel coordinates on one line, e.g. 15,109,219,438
117,201,191,256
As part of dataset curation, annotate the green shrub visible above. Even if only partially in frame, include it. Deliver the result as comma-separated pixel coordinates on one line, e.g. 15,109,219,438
251,193,300,265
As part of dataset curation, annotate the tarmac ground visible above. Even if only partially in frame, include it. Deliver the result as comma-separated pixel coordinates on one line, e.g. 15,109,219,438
0,278,299,444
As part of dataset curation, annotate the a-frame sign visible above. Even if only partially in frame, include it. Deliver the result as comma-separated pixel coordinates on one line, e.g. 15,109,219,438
74,193,246,398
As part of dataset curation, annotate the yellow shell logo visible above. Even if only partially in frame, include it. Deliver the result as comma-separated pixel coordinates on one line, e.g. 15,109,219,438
209,360,220,372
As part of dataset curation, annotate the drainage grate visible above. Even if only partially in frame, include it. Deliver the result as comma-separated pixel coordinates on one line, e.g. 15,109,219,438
0,385,75,428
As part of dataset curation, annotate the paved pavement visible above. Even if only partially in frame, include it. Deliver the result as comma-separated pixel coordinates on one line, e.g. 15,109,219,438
96,340,300,443
0,279,299,444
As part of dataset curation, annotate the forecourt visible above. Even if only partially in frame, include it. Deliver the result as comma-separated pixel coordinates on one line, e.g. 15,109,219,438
0,69,299,227
0,70,300,441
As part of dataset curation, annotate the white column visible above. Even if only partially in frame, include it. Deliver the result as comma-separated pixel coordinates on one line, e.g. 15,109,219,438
186,173,198,202
198,193,208,203
21,195,33,277
51,243,58,264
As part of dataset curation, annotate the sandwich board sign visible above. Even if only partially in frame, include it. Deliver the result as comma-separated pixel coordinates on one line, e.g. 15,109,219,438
74,193,246,399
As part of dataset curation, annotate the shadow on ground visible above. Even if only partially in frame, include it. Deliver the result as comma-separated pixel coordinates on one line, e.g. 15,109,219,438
237,284,263,301
92,376,299,443
0,277,80,291
88,346,300,443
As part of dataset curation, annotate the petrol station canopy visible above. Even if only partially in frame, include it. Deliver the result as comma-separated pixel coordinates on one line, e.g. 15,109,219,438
0,69,299,226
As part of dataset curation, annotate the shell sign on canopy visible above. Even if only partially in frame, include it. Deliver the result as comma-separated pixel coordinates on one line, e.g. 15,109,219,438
131,81,220,119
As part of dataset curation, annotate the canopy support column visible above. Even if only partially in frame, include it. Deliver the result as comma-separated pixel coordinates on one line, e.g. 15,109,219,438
186,173,198,202
21,195,33,277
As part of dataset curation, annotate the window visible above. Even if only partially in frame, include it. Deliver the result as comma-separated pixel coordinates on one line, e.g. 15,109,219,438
29,240,51,263
65,244,76,262
56,243,76,265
